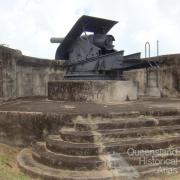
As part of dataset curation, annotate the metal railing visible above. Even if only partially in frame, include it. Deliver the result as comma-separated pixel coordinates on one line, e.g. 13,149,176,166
145,41,153,68
145,40,160,88
145,41,160,68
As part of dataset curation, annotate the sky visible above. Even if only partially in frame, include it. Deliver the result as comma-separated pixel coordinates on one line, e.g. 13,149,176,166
0,0,180,59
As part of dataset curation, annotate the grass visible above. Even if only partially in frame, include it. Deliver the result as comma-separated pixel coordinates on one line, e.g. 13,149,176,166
0,143,31,180
0,155,29,180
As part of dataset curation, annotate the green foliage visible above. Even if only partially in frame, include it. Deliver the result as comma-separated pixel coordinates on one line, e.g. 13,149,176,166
0,155,30,180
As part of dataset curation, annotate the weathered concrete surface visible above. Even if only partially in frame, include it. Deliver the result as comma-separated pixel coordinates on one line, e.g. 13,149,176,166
17,103,180,180
124,54,180,97
0,110,75,147
48,80,138,103
0,46,64,101
0,97,180,147
0,97,180,115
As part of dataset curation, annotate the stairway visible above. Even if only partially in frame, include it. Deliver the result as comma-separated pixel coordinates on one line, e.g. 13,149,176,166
17,112,180,179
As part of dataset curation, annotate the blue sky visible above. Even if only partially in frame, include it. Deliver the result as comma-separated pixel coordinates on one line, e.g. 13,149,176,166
0,0,180,59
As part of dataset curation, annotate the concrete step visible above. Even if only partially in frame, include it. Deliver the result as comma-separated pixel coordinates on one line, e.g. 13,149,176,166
18,148,135,180
32,141,180,170
118,149,180,166
136,164,180,178
60,125,180,143
32,141,105,171
75,116,180,131
47,135,99,156
46,135,180,156
18,148,180,180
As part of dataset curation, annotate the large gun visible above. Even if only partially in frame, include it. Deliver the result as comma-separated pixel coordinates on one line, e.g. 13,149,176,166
51,15,158,80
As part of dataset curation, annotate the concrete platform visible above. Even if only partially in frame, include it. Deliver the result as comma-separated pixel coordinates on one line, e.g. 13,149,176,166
48,80,138,103
0,97,180,114
0,97,180,147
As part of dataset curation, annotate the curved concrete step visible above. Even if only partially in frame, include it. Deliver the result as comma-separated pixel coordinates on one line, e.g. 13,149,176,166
18,148,137,180
17,148,180,180
136,164,180,178
32,141,180,169
32,141,105,170
47,135,99,156
46,135,180,156
120,151,180,166
75,116,180,131
60,125,180,143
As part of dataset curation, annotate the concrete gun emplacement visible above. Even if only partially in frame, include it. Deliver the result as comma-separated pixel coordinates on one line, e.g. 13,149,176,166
51,15,159,80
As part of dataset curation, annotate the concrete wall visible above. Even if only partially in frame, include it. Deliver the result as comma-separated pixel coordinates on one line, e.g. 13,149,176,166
124,54,180,97
0,46,64,100
0,111,76,146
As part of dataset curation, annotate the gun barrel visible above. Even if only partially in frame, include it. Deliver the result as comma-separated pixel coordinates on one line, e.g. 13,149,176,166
50,37,64,43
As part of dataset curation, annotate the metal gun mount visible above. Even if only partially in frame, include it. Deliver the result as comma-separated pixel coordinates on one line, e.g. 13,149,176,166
51,15,158,80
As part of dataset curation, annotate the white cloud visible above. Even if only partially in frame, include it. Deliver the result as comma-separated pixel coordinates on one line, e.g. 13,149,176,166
0,0,180,58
